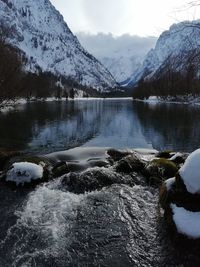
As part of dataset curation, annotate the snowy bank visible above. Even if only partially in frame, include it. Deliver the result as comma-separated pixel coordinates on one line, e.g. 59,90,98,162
134,95,200,106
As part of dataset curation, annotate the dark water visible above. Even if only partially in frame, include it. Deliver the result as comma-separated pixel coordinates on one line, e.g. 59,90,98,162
0,99,200,154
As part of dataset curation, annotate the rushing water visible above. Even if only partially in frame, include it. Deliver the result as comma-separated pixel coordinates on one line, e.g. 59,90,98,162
1,99,200,266
0,99,200,154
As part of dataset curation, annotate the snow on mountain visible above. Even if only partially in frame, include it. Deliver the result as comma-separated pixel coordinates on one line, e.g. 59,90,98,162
77,33,156,84
0,0,117,92
128,20,200,87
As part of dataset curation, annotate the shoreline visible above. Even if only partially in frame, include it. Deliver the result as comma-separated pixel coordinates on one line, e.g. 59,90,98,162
133,96,200,106
0,97,133,113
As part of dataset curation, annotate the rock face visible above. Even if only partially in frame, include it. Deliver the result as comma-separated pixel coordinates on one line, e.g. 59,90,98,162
160,149,200,239
0,0,117,91
128,20,200,87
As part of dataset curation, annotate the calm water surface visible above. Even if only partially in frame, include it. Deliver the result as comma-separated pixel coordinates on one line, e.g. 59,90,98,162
0,99,200,153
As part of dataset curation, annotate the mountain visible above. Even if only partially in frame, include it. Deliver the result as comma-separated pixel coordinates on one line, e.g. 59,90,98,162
77,33,156,85
128,20,200,87
0,0,117,92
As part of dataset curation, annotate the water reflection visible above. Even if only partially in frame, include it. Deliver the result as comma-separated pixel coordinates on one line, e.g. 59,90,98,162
133,102,200,152
0,99,200,153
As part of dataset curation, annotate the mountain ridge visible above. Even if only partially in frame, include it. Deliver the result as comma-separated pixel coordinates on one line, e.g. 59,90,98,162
128,19,200,88
0,0,117,92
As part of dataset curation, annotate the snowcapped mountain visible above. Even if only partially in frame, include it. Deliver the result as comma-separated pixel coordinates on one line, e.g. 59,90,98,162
128,20,200,87
77,33,156,84
0,0,117,92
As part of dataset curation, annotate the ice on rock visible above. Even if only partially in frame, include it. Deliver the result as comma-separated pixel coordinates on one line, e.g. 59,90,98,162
164,177,175,191
6,162,44,186
179,149,200,194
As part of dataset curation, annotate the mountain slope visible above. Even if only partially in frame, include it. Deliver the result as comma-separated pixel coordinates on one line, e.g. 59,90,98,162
0,0,117,92
128,20,200,87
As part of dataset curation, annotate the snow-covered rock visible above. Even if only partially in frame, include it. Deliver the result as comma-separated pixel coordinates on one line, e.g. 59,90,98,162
6,162,44,186
0,0,117,92
128,20,200,87
171,204,200,239
160,149,200,239
179,149,200,194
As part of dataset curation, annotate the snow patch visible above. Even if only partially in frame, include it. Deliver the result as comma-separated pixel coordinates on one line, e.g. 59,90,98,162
6,162,44,186
171,204,200,239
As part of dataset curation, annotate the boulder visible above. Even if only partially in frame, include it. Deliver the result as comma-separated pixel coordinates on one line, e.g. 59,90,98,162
159,149,200,240
107,148,132,162
4,156,51,186
114,154,145,174
5,162,46,186
145,158,178,185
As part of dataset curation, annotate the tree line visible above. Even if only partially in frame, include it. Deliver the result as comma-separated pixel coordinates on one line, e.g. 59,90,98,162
0,22,104,106
132,49,200,100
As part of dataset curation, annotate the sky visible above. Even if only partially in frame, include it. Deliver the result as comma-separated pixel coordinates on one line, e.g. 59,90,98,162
50,0,200,37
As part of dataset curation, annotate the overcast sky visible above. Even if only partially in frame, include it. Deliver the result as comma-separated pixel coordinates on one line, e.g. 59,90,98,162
50,0,200,37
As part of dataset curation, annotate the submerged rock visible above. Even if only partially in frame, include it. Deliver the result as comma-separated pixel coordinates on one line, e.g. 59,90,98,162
60,167,141,194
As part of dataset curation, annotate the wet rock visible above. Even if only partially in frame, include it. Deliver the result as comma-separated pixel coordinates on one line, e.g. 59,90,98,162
170,152,189,165
156,151,174,159
114,154,145,174
60,167,138,194
107,148,132,162
0,150,20,170
52,161,70,177
145,158,178,185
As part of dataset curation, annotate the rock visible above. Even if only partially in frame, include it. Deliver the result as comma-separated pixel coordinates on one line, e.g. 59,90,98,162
170,152,188,165
156,151,174,159
0,150,20,170
178,149,200,194
60,167,137,194
52,162,70,177
4,156,51,186
145,158,178,185
159,149,200,240
114,154,145,173
107,148,132,162
5,162,46,186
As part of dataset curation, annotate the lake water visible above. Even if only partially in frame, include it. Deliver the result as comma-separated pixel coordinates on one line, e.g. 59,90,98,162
1,99,200,266
0,99,200,154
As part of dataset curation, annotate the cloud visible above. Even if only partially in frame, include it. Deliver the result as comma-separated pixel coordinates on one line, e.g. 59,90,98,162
76,32,157,58
50,0,200,36
76,32,157,82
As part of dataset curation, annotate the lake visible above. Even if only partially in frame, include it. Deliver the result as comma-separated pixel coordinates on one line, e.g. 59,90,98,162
0,98,200,154
1,99,200,267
